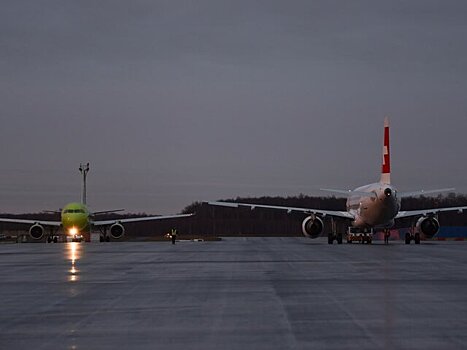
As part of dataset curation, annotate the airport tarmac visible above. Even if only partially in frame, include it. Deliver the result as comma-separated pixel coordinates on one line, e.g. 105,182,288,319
1,237,467,350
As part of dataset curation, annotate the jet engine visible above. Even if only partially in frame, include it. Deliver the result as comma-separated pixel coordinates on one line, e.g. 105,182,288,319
29,224,45,240
110,222,125,239
416,216,440,238
301,215,324,239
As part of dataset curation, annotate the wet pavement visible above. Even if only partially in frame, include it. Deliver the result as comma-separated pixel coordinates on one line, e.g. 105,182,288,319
1,237,467,350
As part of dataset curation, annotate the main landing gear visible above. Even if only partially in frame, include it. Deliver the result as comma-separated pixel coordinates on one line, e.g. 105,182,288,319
405,232,421,244
98,227,110,242
46,227,60,243
327,218,343,244
405,220,421,244
47,236,59,243
327,231,343,244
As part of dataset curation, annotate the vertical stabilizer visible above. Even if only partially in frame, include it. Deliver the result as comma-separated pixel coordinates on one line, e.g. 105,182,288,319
380,117,391,184
79,163,90,205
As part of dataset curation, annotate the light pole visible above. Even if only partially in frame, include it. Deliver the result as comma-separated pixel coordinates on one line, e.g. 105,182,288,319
79,163,90,205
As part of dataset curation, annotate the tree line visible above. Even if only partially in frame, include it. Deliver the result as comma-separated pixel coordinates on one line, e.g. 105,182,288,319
1,194,466,238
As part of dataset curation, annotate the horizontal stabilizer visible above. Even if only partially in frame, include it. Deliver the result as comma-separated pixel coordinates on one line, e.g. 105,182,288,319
320,188,352,196
92,209,125,216
320,188,377,198
42,210,62,214
399,188,455,198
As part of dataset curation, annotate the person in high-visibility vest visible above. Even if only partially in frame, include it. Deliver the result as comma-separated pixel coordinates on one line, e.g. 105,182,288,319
170,228,177,245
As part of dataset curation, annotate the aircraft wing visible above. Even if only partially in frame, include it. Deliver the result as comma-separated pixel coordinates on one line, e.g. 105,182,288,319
207,201,353,219
0,218,62,226
92,213,194,226
396,206,467,219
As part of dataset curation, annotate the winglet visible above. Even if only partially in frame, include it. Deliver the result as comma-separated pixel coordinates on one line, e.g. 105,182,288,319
380,117,391,184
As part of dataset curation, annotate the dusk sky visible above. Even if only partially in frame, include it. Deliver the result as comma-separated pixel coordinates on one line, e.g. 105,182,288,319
1,1,467,214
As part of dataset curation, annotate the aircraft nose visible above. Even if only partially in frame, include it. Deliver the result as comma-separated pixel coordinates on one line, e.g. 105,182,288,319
384,188,392,197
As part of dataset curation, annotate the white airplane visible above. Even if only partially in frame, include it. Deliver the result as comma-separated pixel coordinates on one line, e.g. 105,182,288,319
208,118,467,244
0,163,193,242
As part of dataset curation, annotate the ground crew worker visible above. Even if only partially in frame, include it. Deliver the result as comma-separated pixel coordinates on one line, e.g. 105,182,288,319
170,228,177,245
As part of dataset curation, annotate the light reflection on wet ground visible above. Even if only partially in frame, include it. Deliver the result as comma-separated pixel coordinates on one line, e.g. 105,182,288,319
66,242,81,282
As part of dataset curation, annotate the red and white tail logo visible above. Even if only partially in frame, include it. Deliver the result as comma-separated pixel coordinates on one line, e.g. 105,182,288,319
380,117,391,184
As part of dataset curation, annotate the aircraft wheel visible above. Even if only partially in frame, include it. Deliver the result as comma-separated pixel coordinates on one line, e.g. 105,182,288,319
99,236,104,242
53,237,58,243
328,234,333,244
47,236,51,243
414,233,421,244
405,233,411,244
106,236,110,242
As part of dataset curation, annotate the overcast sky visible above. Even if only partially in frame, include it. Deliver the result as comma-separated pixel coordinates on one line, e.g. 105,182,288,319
1,0,467,214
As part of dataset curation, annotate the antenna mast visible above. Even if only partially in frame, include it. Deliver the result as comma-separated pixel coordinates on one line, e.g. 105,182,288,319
79,162,90,205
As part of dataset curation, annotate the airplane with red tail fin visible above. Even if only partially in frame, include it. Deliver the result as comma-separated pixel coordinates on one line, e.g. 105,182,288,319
208,118,467,244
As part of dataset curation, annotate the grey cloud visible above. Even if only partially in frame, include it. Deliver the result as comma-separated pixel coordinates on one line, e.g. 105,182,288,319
1,1,467,213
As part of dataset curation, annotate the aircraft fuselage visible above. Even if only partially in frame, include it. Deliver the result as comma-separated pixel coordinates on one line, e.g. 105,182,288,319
61,202,90,235
347,183,401,228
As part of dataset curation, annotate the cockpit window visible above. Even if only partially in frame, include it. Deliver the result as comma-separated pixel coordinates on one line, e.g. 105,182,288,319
64,209,85,214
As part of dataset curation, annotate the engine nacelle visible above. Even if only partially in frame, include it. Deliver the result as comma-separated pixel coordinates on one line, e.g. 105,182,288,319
29,224,45,240
301,215,324,239
109,223,125,239
416,216,440,238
